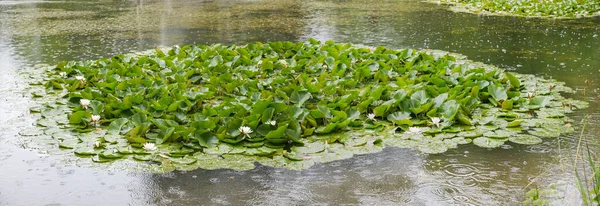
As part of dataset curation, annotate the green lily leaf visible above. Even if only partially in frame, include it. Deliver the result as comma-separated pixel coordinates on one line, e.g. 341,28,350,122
194,131,219,148
473,137,505,148
505,73,520,89
316,123,338,134
530,96,551,108
488,83,508,102
387,112,412,125
69,111,90,124
107,118,129,134
509,134,542,145
265,125,288,139
290,91,312,107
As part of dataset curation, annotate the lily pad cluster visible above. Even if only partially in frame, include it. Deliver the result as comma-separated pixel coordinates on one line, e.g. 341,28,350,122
435,0,600,18
28,40,587,171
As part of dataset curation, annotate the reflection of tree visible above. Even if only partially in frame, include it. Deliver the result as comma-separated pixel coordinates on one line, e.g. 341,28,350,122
298,1,410,47
4,0,313,65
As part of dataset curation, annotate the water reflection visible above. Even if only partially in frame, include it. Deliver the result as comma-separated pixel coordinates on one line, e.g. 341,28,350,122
147,148,421,205
0,0,599,205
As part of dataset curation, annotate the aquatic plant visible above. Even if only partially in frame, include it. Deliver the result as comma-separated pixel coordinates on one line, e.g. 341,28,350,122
572,115,600,206
27,39,587,171
435,0,600,18
576,148,600,206
523,185,557,205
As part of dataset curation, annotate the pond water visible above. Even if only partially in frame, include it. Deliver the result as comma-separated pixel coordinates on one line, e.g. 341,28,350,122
1,0,599,205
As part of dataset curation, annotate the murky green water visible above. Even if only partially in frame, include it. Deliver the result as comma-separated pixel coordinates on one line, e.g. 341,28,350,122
1,0,599,205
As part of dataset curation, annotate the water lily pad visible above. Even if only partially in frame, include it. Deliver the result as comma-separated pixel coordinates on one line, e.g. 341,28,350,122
99,149,124,159
203,144,233,155
244,146,277,156
169,156,198,165
74,147,102,155
473,137,506,148
528,128,561,138
509,135,543,145
133,155,153,161
58,140,80,149
292,142,326,154
417,140,448,154
92,155,114,163
483,130,516,139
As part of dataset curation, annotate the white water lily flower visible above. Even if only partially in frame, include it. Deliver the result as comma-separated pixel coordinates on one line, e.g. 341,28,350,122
278,60,288,67
75,75,86,82
143,142,157,151
406,127,422,135
91,115,101,122
265,120,276,126
94,141,101,148
527,92,534,99
80,99,90,109
59,72,66,78
367,113,376,121
239,126,253,136
431,117,441,127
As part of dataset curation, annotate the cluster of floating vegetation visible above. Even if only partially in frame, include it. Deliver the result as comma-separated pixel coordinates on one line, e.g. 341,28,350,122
435,0,600,18
24,40,587,172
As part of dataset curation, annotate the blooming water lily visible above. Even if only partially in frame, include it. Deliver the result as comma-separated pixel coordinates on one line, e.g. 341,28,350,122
239,126,253,137
431,117,441,127
367,113,376,121
265,120,276,126
143,143,157,151
406,127,422,134
80,99,90,109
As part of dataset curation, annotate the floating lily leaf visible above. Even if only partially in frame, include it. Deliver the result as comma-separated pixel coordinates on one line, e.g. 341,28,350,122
265,125,288,139
488,84,508,102
506,73,520,89
417,141,448,154
290,91,312,107
473,137,505,148
92,155,114,163
244,146,276,156
528,128,561,138
509,134,543,145
203,144,233,155
506,119,524,128
108,118,129,134
292,142,325,154
74,147,101,155
69,111,90,124
170,156,198,165
387,112,412,125
100,149,124,159
530,96,551,108
194,131,219,148
315,123,338,134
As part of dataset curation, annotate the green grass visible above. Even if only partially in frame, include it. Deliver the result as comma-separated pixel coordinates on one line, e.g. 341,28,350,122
575,148,600,206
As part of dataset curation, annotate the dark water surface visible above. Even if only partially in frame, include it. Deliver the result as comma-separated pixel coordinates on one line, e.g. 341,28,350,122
1,0,599,205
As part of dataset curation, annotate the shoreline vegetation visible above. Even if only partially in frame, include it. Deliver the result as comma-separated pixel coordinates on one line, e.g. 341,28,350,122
432,0,600,18
25,40,587,172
